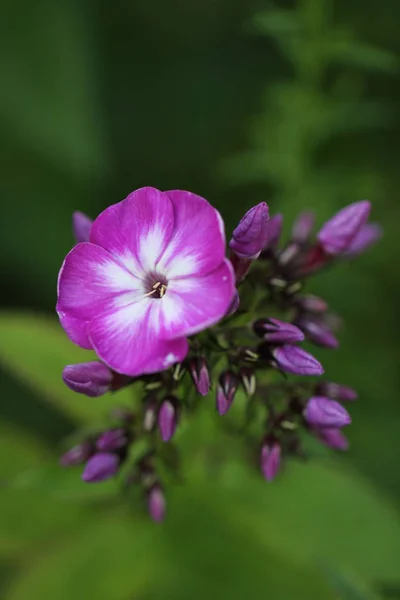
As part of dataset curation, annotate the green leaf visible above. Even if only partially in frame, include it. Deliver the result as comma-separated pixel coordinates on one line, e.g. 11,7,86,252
0,312,137,424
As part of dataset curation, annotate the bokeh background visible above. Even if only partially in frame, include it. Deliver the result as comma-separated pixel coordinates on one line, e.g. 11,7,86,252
1,0,399,598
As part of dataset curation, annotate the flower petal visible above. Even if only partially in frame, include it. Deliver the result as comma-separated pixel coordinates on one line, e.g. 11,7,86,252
90,187,175,274
88,299,189,376
157,190,226,279
57,242,143,347
154,259,235,339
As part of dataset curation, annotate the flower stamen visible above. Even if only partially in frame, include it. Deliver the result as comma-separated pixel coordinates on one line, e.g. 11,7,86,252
144,281,168,299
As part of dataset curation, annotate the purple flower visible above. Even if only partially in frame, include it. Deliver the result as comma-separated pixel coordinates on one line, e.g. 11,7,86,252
264,214,283,249
158,399,178,442
96,428,127,451
316,200,371,255
304,396,351,428
272,345,324,376
147,485,166,522
254,318,305,344
291,211,315,243
344,223,382,257
314,427,349,450
57,187,235,377
295,315,339,349
62,361,114,397
72,211,93,243
230,202,269,260
216,372,238,415
82,452,119,482
317,382,358,401
260,442,281,481
189,357,211,396
60,441,93,467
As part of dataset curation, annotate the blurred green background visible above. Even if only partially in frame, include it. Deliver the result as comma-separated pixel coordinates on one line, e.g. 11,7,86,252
1,0,399,598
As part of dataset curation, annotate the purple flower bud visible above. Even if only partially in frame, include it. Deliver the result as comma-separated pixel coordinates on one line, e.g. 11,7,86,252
295,315,339,349
314,427,349,451
62,361,113,397
225,289,240,317
96,428,127,452
344,222,382,257
291,211,315,243
239,367,256,397
72,211,93,243
316,200,371,255
216,372,238,415
260,442,281,481
143,398,158,432
230,202,269,259
158,399,178,442
272,345,324,376
264,214,283,249
189,357,211,396
304,396,351,428
254,318,305,344
82,452,119,482
295,294,328,313
60,441,93,467
147,485,166,522
317,382,358,401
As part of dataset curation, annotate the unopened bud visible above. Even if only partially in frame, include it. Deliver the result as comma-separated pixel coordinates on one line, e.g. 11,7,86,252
313,427,349,450
272,345,324,376
147,485,166,522
260,441,281,481
344,222,382,257
230,202,269,260
189,357,211,396
291,211,315,243
216,371,238,415
96,429,128,452
81,452,119,483
72,211,93,243
304,396,351,428
158,398,178,442
60,441,93,467
295,315,339,349
62,361,114,397
317,200,371,255
317,382,358,401
254,318,305,344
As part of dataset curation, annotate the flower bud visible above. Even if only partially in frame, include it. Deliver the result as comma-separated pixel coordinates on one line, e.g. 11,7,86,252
291,211,315,243
230,202,269,260
62,361,113,397
72,211,93,243
344,222,382,257
143,398,158,432
81,452,119,482
295,315,339,349
239,367,256,397
317,382,358,401
304,396,351,428
272,345,324,376
264,214,283,249
147,485,166,522
158,398,178,442
254,318,305,344
189,357,211,396
225,289,240,317
260,441,281,481
216,371,238,415
294,294,328,313
96,428,127,452
314,427,349,450
60,441,93,467
316,200,371,255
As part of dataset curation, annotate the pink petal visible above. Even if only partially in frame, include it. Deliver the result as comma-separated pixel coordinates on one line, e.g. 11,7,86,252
57,243,143,347
157,190,226,279
155,259,235,339
88,299,189,376
90,187,175,274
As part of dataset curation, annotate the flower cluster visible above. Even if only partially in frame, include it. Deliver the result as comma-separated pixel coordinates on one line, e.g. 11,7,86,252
58,187,381,521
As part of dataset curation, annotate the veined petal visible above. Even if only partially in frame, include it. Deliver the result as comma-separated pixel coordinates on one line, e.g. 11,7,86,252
88,299,189,376
157,190,226,279
154,259,235,339
57,243,143,347
90,187,175,274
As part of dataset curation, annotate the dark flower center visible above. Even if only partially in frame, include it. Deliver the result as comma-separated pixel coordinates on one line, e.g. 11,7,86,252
144,273,168,299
